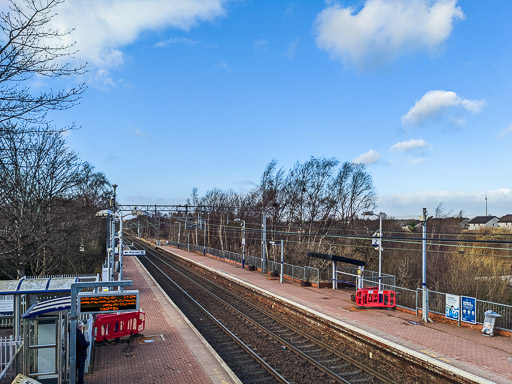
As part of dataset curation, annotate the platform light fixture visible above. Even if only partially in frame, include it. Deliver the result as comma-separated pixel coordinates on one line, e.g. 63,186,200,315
175,221,181,248
96,204,145,284
234,218,246,269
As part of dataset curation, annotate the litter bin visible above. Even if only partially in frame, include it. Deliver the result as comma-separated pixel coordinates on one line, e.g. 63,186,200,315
482,310,501,336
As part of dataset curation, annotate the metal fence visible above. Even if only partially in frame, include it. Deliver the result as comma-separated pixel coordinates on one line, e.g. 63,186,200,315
424,290,512,331
24,274,93,279
165,241,320,286
0,335,23,380
266,260,320,284
0,316,14,329
164,240,512,332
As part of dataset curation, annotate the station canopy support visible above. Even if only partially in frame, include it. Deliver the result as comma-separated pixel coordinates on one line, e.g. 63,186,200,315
307,252,366,290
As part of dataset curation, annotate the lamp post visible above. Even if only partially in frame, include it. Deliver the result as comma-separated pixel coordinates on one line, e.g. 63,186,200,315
96,209,125,283
363,211,383,290
270,240,284,283
234,218,246,268
203,219,207,255
421,208,432,323
175,222,181,249
97,208,146,283
109,213,115,281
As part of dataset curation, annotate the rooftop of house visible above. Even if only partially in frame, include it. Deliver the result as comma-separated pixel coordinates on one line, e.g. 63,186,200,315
467,216,498,224
498,214,512,223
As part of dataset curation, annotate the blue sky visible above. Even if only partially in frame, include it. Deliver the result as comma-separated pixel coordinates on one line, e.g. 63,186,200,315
46,0,511,217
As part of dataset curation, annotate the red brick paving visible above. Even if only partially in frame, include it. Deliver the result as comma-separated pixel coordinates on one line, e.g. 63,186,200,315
159,245,512,384
86,255,239,384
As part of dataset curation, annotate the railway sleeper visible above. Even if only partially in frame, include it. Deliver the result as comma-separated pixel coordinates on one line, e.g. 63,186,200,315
328,362,352,370
301,346,325,354
316,357,343,365
348,377,375,384
338,368,363,377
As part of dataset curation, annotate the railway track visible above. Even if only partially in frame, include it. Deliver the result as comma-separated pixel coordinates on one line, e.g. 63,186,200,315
131,238,395,384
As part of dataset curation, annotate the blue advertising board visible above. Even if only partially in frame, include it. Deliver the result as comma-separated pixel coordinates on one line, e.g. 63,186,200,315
461,296,476,324
445,294,459,320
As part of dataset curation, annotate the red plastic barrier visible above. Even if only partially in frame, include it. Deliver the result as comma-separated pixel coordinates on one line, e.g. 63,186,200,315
93,310,145,342
355,287,395,308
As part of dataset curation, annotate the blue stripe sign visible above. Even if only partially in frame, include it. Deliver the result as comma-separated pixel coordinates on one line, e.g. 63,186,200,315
461,296,476,324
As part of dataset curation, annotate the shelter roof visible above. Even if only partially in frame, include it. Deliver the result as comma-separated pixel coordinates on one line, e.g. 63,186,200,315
23,296,71,318
307,252,365,266
0,277,78,295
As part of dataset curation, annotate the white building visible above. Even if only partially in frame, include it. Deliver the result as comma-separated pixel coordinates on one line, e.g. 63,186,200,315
467,216,498,230
498,214,512,229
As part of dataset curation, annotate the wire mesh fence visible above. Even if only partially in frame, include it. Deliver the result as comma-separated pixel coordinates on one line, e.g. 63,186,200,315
163,240,512,332
165,241,320,285
424,290,512,331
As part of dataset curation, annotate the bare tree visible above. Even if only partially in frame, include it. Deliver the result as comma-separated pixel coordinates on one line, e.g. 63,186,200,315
192,157,376,272
0,0,86,128
0,1,113,278
0,128,109,277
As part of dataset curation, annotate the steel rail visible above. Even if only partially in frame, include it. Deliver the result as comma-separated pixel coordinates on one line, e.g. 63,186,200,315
141,249,290,384
146,248,351,384
139,239,390,384
206,278,395,384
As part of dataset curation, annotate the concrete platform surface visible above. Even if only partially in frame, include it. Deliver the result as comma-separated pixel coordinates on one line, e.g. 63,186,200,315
158,244,512,384
86,255,239,384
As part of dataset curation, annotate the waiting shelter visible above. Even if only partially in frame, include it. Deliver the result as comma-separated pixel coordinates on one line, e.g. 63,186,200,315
22,296,72,384
0,277,79,341
0,277,95,383
307,252,366,290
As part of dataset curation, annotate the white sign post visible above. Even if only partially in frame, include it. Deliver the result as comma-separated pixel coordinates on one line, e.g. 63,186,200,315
123,250,146,256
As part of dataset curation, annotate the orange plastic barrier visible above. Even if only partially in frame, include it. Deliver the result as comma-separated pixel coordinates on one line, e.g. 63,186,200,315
93,310,145,342
355,287,395,308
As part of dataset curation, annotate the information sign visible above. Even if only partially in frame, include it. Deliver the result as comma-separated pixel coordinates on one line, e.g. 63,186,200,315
445,294,460,320
123,250,146,256
461,296,476,324
371,231,381,247
78,290,139,314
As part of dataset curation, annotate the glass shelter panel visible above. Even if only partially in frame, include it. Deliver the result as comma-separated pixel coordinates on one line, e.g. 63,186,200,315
25,317,59,383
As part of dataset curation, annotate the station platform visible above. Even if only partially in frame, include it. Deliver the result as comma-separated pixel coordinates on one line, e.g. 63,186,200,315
156,244,512,384
86,255,240,384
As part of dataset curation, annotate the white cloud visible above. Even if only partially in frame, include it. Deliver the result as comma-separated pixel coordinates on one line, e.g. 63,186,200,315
154,37,198,48
377,189,512,217
390,139,429,152
498,123,512,138
407,157,426,165
314,0,464,69
284,4,298,17
402,90,485,126
94,68,116,87
217,62,232,72
254,39,267,51
51,0,226,71
353,149,380,164
133,129,151,139
285,38,300,59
